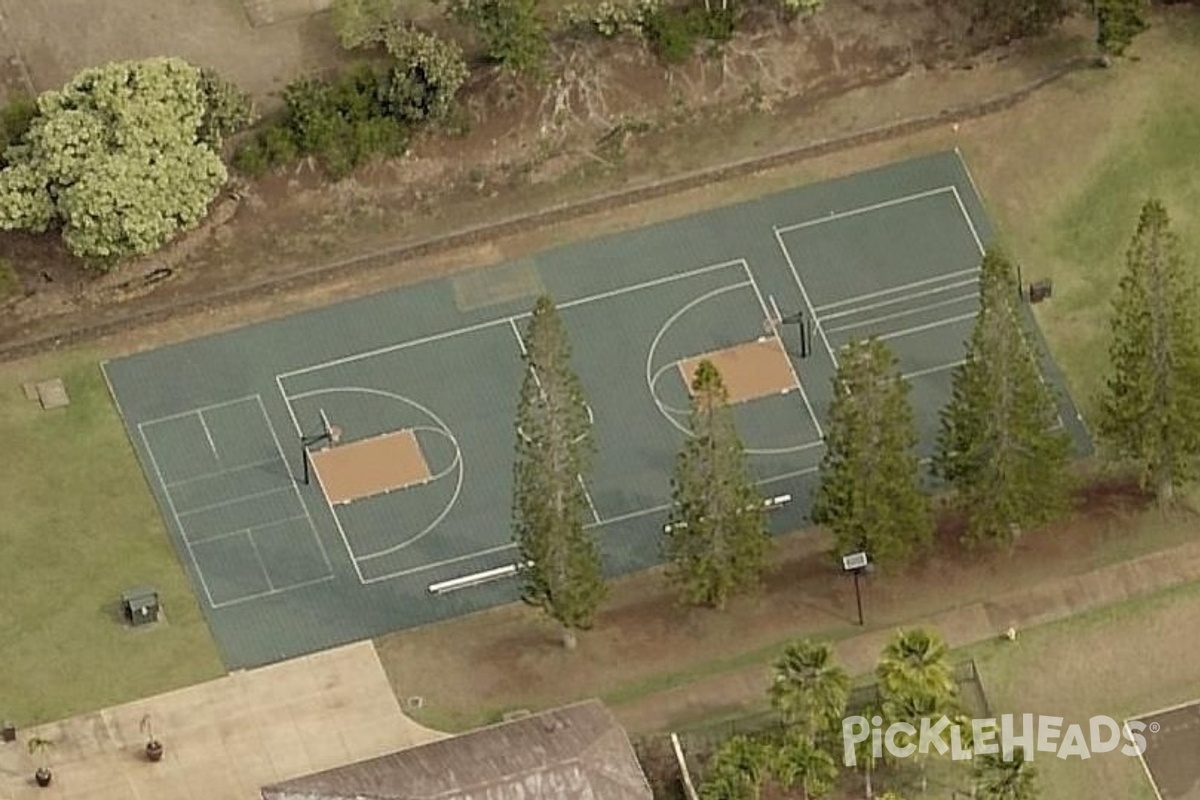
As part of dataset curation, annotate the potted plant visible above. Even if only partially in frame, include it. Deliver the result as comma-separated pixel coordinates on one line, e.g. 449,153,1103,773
140,714,164,762
27,736,53,787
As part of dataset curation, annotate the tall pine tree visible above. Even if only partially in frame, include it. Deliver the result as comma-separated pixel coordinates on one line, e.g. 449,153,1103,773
512,295,606,649
665,360,772,610
1099,200,1200,502
812,338,931,567
935,248,1072,547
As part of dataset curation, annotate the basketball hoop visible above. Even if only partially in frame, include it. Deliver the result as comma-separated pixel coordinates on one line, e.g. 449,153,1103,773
760,315,781,342
328,424,342,445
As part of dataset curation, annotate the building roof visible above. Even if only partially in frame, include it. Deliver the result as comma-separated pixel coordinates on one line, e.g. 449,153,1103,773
260,699,653,800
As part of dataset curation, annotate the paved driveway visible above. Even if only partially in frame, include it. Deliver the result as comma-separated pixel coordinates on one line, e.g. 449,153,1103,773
0,641,444,800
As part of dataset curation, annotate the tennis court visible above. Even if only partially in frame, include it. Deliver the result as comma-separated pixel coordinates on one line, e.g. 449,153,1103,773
102,150,1090,669
1129,700,1200,800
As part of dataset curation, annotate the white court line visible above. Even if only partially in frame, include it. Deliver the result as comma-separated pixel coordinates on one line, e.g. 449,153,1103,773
774,229,839,368
741,262,824,439
187,514,312,546
277,258,747,382
373,542,520,581
288,386,464,571
139,395,262,429
197,410,218,460
818,275,980,320
760,464,820,483
954,149,987,220
255,395,335,576
580,474,603,525
247,531,275,592
164,458,282,489
902,360,965,381
878,312,978,342
176,485,296,517
775,186,956,234
951,186,986,255
211,574,336,610
825,294,978,335
138,423,218,609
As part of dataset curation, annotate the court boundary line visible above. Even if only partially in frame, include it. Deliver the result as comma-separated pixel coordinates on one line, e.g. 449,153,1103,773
284,386,465,585
774,183,984,370
825,294,978,336
187,514,312,546
175,485,295,517
1125,699,1180,800
276,257,750,387
817,273,980,319
775,186,955,234
877,311,978,342
138,395,335,610
741,261,824,439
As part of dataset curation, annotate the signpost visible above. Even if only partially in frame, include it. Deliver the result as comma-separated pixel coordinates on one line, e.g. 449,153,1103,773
842,551,869,626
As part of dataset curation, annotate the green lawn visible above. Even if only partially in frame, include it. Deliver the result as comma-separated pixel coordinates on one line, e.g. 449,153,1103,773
0,351,223,725
984,13,1200,418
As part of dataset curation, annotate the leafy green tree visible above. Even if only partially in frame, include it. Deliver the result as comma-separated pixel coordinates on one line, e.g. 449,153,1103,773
280,65,408,178
701,735,772,800
198,68,255,148
445,0,548,75
0,59,245,267
1095,0,1148,56
771,737,838,800
812,338,932,568
1098,200,1200,502
513,295,606,649
0,93,36,156
974,746,1039,800
664,359,772,610
331,0,401,48
769,639,849,744
935,249,1072,548
382,24,470,123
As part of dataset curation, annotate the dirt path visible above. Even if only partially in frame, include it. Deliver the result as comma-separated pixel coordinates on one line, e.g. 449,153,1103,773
612,536,1200,732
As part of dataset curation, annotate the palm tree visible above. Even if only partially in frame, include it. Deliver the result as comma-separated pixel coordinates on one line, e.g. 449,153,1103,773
973,746,1039,800
876,629,958,796
850,696,884,799
700,734,772,800
876,628,956,709
770,639,850,744
772,737,838,800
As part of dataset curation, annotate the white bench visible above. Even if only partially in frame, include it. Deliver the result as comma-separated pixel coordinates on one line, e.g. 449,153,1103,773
428,561,532,595
663,494,792,533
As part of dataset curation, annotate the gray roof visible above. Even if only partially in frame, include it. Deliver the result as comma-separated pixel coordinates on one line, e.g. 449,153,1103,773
260,699,653,800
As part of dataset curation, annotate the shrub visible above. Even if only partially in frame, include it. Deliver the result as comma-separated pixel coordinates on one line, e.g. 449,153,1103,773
382,24,469,123
644,7,698,63
0,93,36,157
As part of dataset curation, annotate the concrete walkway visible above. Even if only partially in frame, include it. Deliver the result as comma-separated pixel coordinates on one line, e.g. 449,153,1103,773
613,538,1200,732
0,641,444,800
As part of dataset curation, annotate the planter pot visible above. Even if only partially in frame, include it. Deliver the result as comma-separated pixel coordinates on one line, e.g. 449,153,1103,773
34,767,52,787
146,740,164,762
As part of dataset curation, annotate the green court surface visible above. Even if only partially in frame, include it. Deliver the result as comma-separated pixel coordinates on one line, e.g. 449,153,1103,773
102,151,1090,669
